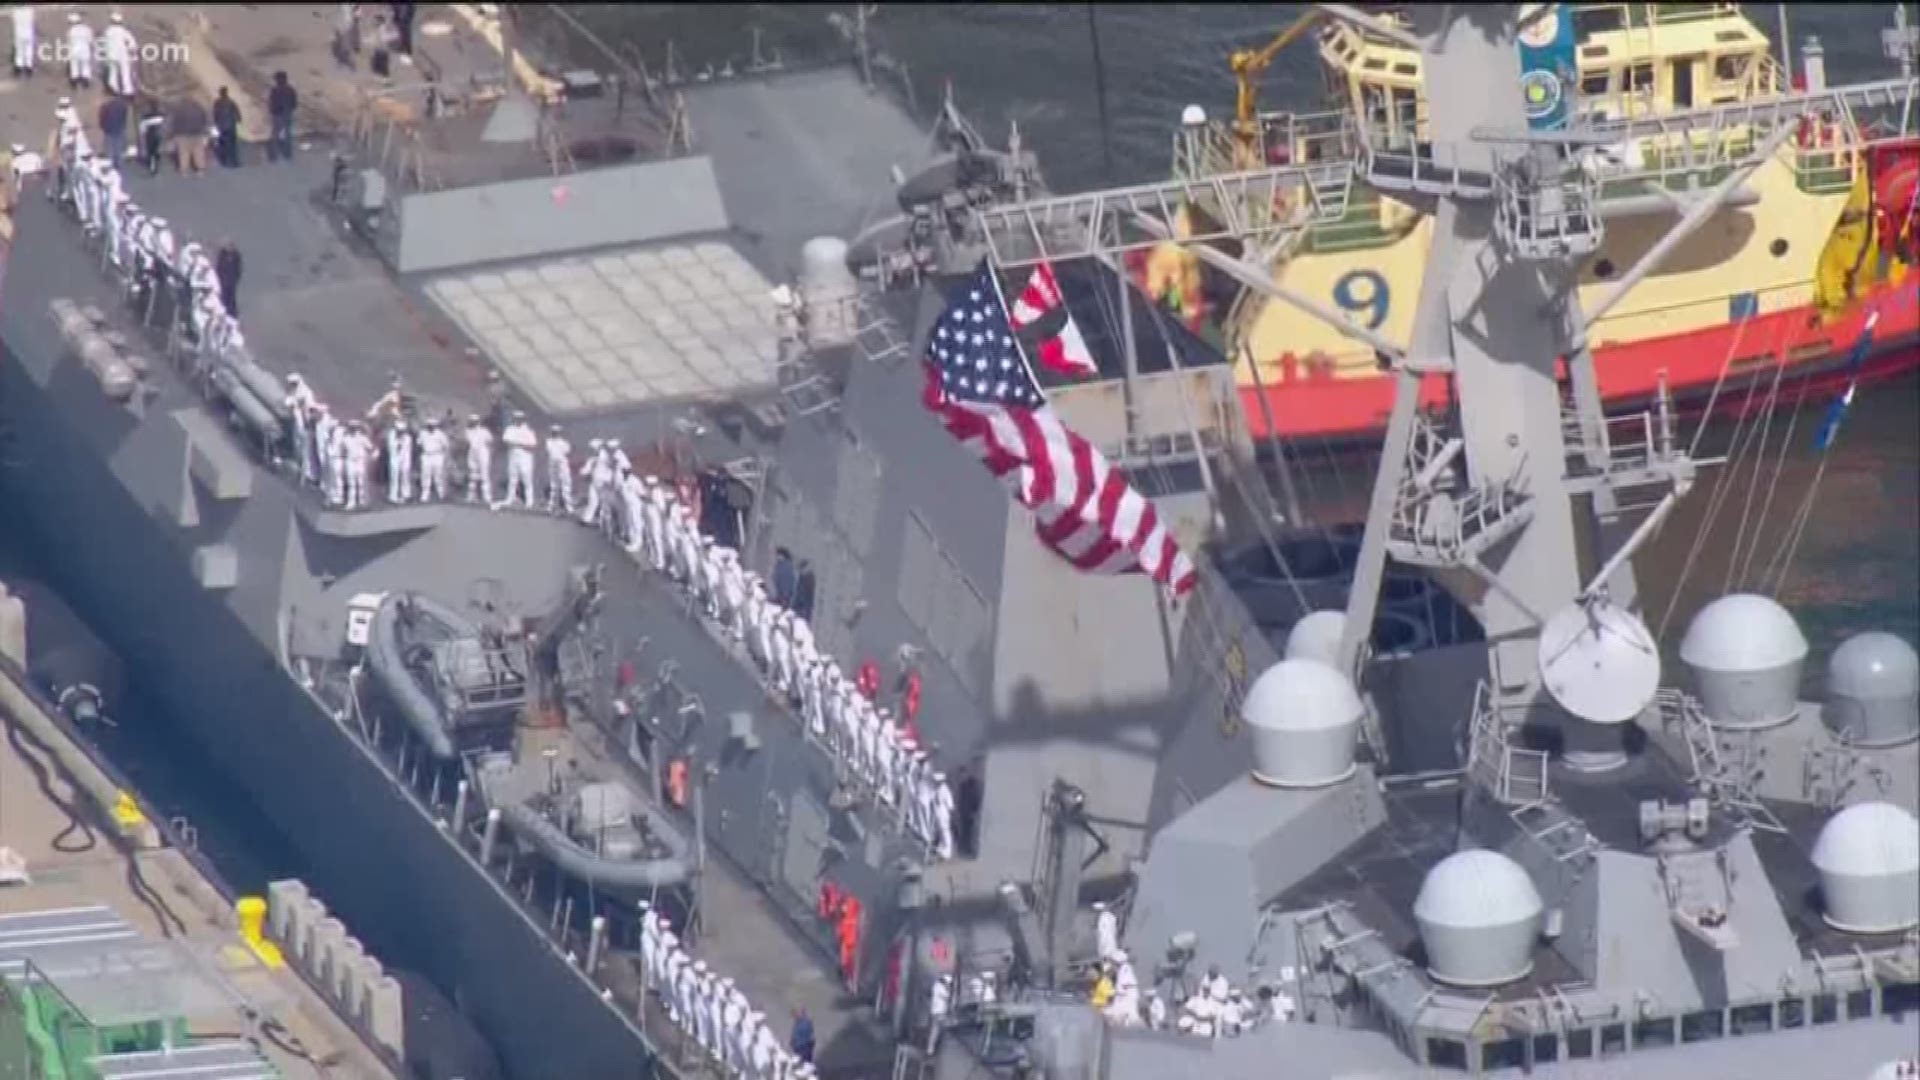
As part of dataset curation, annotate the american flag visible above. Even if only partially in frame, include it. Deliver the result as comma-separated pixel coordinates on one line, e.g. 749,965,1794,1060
1008,260,1099,378
922,261,1199,598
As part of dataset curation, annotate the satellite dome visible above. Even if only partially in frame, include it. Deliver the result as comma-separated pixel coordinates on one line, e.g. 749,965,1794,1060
1414,849,1543,987
799,236,858,347
1180,104,1208,126
1284,611,1347,667
1240,658,1363,788
1812,802,1920,934
1679,593,1808,729
1825,632,1920,748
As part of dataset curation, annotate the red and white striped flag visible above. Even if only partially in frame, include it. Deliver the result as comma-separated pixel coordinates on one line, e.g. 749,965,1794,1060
921,261,1197,598
1008,260,1100,379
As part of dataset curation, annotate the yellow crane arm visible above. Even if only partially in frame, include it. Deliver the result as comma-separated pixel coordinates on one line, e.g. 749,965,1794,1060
1230,9,1326,127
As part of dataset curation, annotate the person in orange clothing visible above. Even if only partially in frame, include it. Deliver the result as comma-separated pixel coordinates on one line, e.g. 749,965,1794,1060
836,895,863,987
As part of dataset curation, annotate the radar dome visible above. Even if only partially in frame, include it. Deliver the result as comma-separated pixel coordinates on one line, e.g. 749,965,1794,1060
1812,802,1920,934
1825,632,1920,748
1240,658,1363,788
800,236,859,348
1679,593,1808,729
1284,611,1347,667
1414,849,1543,987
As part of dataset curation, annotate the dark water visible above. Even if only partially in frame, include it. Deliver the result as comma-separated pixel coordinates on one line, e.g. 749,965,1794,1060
0,0,1913,972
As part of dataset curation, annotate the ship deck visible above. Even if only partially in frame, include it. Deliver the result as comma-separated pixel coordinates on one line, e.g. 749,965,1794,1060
0,668,396,1079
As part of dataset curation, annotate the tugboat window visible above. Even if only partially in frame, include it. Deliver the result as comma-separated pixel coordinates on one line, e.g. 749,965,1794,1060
1582,72,1612,96
1425,1038,1467,1069
1532,1033,1561,1063
1812,993,1839,1024
1729,1002,1774,1035
1770,239,1789,257
1631,1017,1676,1049
1846,989,1875,1019
1883,982,1920,1016
1680,1009,1724,1043
1567,1028,1595,1059
1574,7,1626,35
1628,63,1655,92
1778,998,1806,1028
1594,258,1616,279
1483,1037,1526,1070
1599,1023,1628,1055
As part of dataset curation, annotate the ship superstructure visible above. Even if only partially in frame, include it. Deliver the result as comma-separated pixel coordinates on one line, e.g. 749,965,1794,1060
940,5,1919,1077
1164,2,1920,442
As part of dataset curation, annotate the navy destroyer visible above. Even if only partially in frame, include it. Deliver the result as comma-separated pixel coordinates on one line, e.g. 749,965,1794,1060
1,3,1917,1080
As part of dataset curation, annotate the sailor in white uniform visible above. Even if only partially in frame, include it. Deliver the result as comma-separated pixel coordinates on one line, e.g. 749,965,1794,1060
749,1022,779,1080
639,477,667,570
311,404,341,506
63,12,91,89
719,980,745,1068
385,420,414,502
904,749,932,840
418,418,449,501
789,615,816,686
283,373,318,483
100,12,135,96
855,701,883,786
931,769,956,859
543,425,572,513
575,439,603,524
928,972,954,1046
1093,901,1119,963
346,421,376,509
1106,951,1141,1026
718,548,748,639
499,410,537,509
655,928,680,995
10,5,34,78
324,416,351,508
673,502,702,584
463,415,494,505
101,189,130,266
637,901,659,986
665,952,691,1027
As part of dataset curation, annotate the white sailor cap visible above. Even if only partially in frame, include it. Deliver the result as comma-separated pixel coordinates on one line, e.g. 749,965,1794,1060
467,413,482,423
769,284,794,306
1112,949,1129,963
933,770,947,782
643,474,659,485
57,97,72,108
719,977,734,988
693,960,707,973
8,144,21,155
588,438,603,448
1092,901,1107,911
110,11,123,23
423,415,438,425
512,409,526,420
149,217,166,227
913,749,929,762
67,13,79,23
313,402,331,413
702,535,716,546
112,190,129,204
637,900,651,911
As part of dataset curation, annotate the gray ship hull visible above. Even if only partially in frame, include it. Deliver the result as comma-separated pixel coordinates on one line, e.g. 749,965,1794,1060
0,233,658,1079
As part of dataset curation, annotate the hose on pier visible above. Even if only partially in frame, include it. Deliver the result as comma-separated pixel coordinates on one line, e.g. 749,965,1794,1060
0,705,187,937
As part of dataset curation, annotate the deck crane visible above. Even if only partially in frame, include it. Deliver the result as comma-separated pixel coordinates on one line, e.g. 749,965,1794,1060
1229,10,1326,148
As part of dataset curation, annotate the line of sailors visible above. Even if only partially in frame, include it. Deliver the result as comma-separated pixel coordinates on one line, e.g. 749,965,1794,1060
279,370,963,861
49,98,248,376
633,477,958,863
1092,903,1294,1037
637,901,816,1080
12,8,142,95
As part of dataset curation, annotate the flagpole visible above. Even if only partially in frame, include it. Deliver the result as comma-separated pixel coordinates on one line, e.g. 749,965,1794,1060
1087,4,1118,184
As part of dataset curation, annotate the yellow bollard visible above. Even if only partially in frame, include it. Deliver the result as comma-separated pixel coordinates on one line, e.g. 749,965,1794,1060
235,896,285,969
111,791,147,829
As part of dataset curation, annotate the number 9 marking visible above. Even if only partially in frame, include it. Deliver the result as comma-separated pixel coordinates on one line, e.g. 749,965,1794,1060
1333,269,1390,331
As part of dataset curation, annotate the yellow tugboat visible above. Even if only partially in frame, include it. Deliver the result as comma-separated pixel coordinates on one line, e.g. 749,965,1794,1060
1155,3,1919,442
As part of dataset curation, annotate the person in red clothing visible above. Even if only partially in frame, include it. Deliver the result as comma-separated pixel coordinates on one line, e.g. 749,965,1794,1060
836,896,863,987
